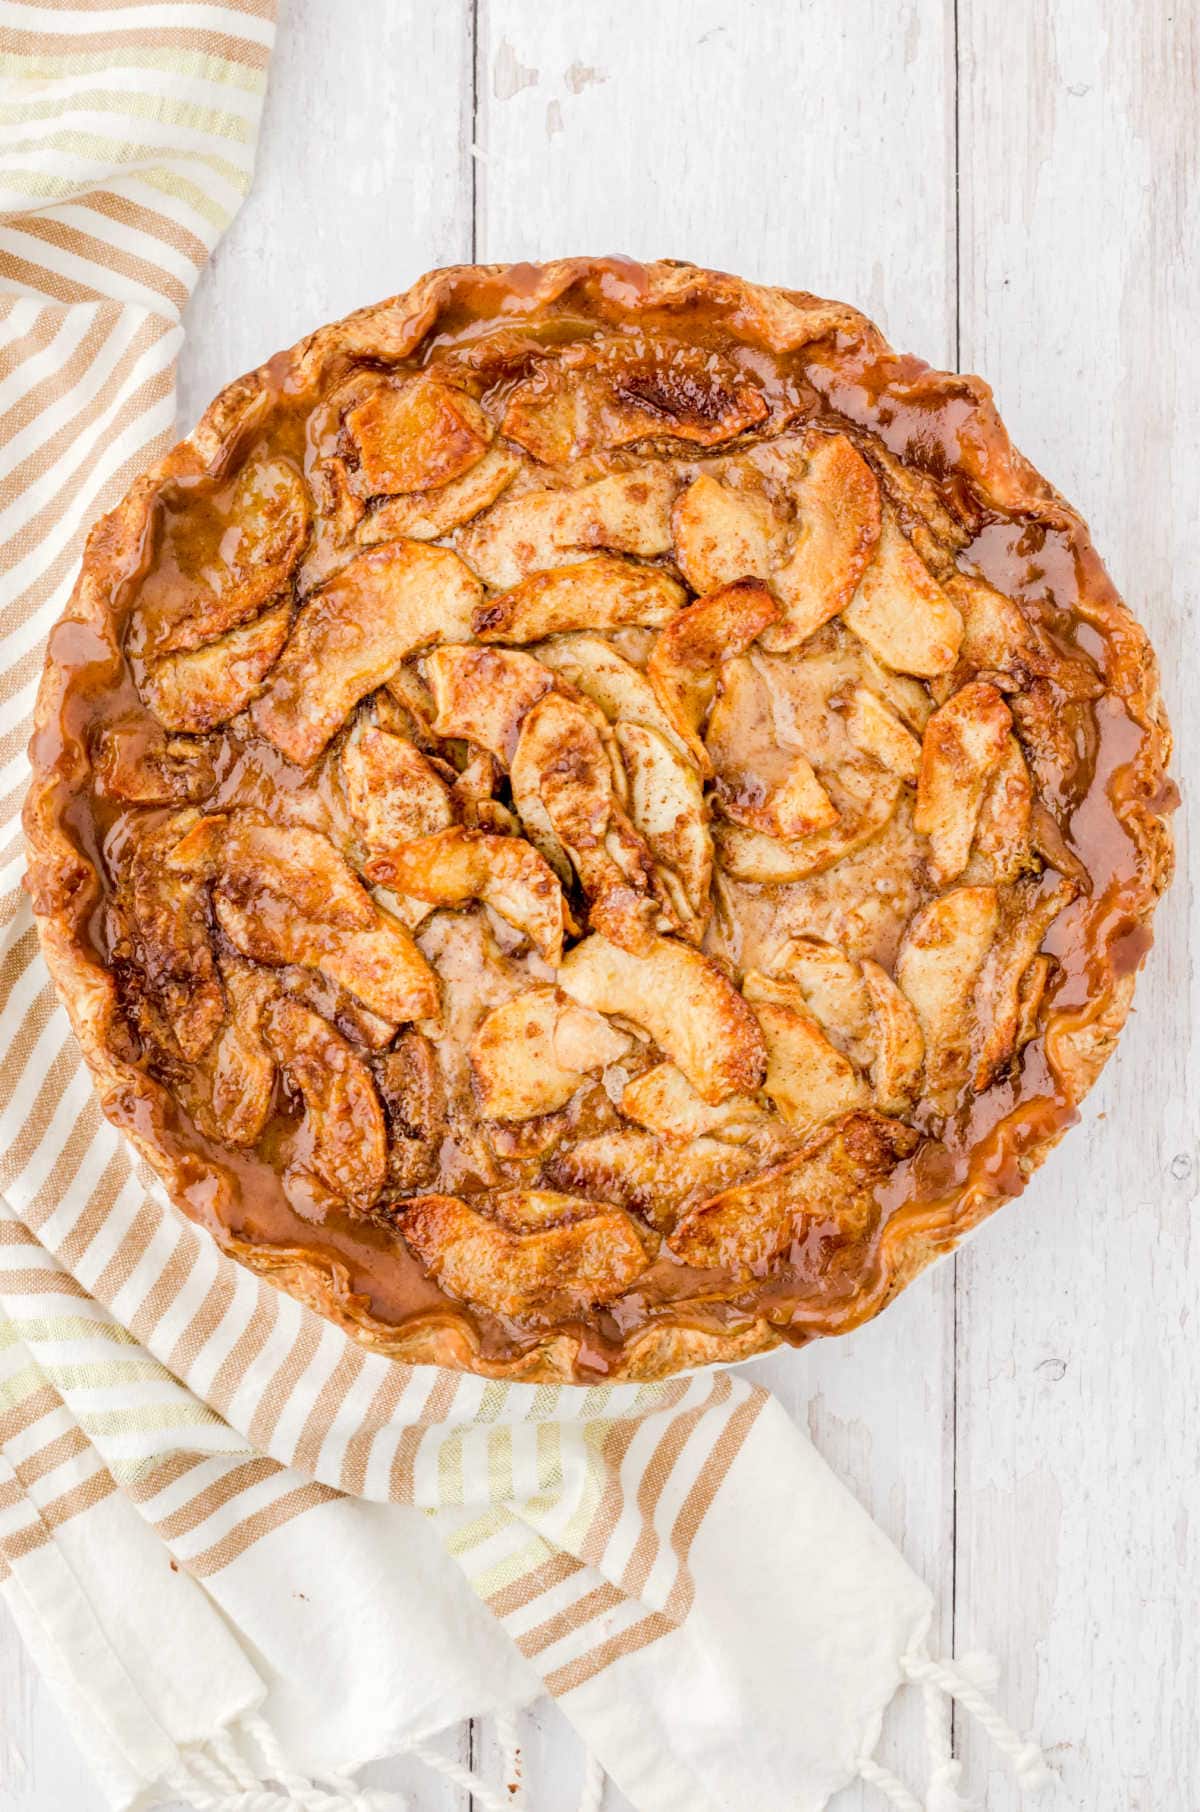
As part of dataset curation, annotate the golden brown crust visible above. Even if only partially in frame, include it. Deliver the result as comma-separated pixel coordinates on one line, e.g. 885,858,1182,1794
23,258,1175,1381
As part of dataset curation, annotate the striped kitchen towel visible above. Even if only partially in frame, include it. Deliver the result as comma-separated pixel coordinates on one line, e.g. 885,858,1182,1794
0,7,1053,1810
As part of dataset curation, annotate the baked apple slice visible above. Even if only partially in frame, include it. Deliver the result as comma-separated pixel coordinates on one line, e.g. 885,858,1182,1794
743,972,871,1134
914,680,1013,884
946,570,1034,670
425,644,555,765
614,721,713,937
473,555,684,643
549,1131,758,1229
895,885,999,1110
860,959,925,1113
359,445,521,545
533,631,694,763
372,1031,446,1188
395,1190,650,1319
671,473,774,595
208,960,278,1146
767,938,872,1054
546,465,678,556
167,813,439,1024
470,984,631,1120
840,684,923,781
669,1110,917,1272
340,720,455,856
966,735,1034,884
973,877,1077,1086
344,373,493,497
510,692,664,952
93,723,216,805
500,340,767,463
133,453,309,658
842,515,963,676
363,827,568,964
619,1062,767,1144
254,540,481,765
760,433,882,651
264,996,386,1206
129,814,224,1062
139,599,291,732
646,578,779,773
458,465,676,588
557,932,766,1104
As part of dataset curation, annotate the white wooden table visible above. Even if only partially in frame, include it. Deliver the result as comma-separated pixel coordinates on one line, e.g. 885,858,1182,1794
2,3,1196,1807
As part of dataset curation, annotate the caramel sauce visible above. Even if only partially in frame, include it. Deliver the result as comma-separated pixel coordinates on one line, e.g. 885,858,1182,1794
23,258,1175,1375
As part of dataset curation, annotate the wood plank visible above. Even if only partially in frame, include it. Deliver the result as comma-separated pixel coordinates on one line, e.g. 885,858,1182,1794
475,1,960,1802
954,1,1199,1805
475,0,958,360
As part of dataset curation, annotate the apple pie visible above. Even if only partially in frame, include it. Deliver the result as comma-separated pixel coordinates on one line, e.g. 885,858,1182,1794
23,259,1175,1380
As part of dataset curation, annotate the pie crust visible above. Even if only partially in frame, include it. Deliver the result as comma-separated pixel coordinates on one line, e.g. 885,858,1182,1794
23,259,1176,1382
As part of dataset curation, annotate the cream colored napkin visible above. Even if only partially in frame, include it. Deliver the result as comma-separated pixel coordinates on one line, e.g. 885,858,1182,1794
2,1215,1055,1812
0,8,1052,1810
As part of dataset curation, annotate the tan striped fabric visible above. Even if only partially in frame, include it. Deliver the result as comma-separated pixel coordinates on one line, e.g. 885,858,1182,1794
0,0,772,1733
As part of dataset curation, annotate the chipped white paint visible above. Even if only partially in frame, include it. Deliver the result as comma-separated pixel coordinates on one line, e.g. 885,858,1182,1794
2,1,1195,1808
493,39,538,102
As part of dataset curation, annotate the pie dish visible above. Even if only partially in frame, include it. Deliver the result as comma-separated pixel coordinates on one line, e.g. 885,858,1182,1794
24,258,1175,1381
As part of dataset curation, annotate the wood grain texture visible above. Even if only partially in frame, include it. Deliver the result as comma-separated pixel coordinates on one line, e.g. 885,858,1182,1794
474,0,958,359
952,3,1199,1806
2,0,1195,1808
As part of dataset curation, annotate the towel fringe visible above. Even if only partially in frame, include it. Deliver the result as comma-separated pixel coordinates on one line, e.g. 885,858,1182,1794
856,1646,1053,1812
917,1648,974,1812
162,1710,407,1810
405,1737,514,1812
160,1709,607,1812
155,1658,1045,1812
408,1711,606,1812
857,1755,926,1812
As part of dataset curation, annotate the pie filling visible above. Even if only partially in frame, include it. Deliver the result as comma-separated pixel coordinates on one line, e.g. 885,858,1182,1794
24,260,1174,1377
